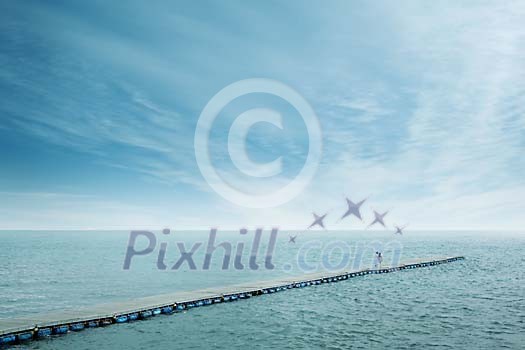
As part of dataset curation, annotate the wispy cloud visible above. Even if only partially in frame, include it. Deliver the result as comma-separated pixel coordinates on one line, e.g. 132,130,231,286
0,1,523,230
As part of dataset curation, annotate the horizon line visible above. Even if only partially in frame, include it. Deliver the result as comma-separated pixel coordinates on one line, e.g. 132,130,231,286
0,227,522,232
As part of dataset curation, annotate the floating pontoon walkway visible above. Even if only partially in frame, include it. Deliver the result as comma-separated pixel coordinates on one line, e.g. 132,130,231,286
0,256,464,346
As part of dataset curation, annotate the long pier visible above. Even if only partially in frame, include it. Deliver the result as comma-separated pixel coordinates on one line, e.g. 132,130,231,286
0,256,464,346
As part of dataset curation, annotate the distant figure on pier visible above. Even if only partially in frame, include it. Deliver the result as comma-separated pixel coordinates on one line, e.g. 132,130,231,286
374,251,383,269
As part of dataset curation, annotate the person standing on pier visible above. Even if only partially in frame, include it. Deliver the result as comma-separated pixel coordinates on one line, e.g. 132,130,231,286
374,251,383,269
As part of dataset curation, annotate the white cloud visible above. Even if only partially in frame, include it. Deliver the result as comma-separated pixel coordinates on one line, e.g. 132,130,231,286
1,1,524,231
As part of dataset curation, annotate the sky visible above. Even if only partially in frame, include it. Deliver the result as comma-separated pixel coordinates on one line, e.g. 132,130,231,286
0,0,524,231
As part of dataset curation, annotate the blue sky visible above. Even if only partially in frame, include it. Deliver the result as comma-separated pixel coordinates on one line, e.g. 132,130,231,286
0,0,524,230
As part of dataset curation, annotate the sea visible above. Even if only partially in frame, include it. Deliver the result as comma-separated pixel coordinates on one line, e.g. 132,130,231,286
0,230,523,349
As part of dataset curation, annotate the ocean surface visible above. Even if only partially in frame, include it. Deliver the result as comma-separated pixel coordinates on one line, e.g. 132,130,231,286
0,230,523,349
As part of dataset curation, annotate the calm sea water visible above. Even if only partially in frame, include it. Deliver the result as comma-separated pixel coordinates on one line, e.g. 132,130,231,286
1,230,523,349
